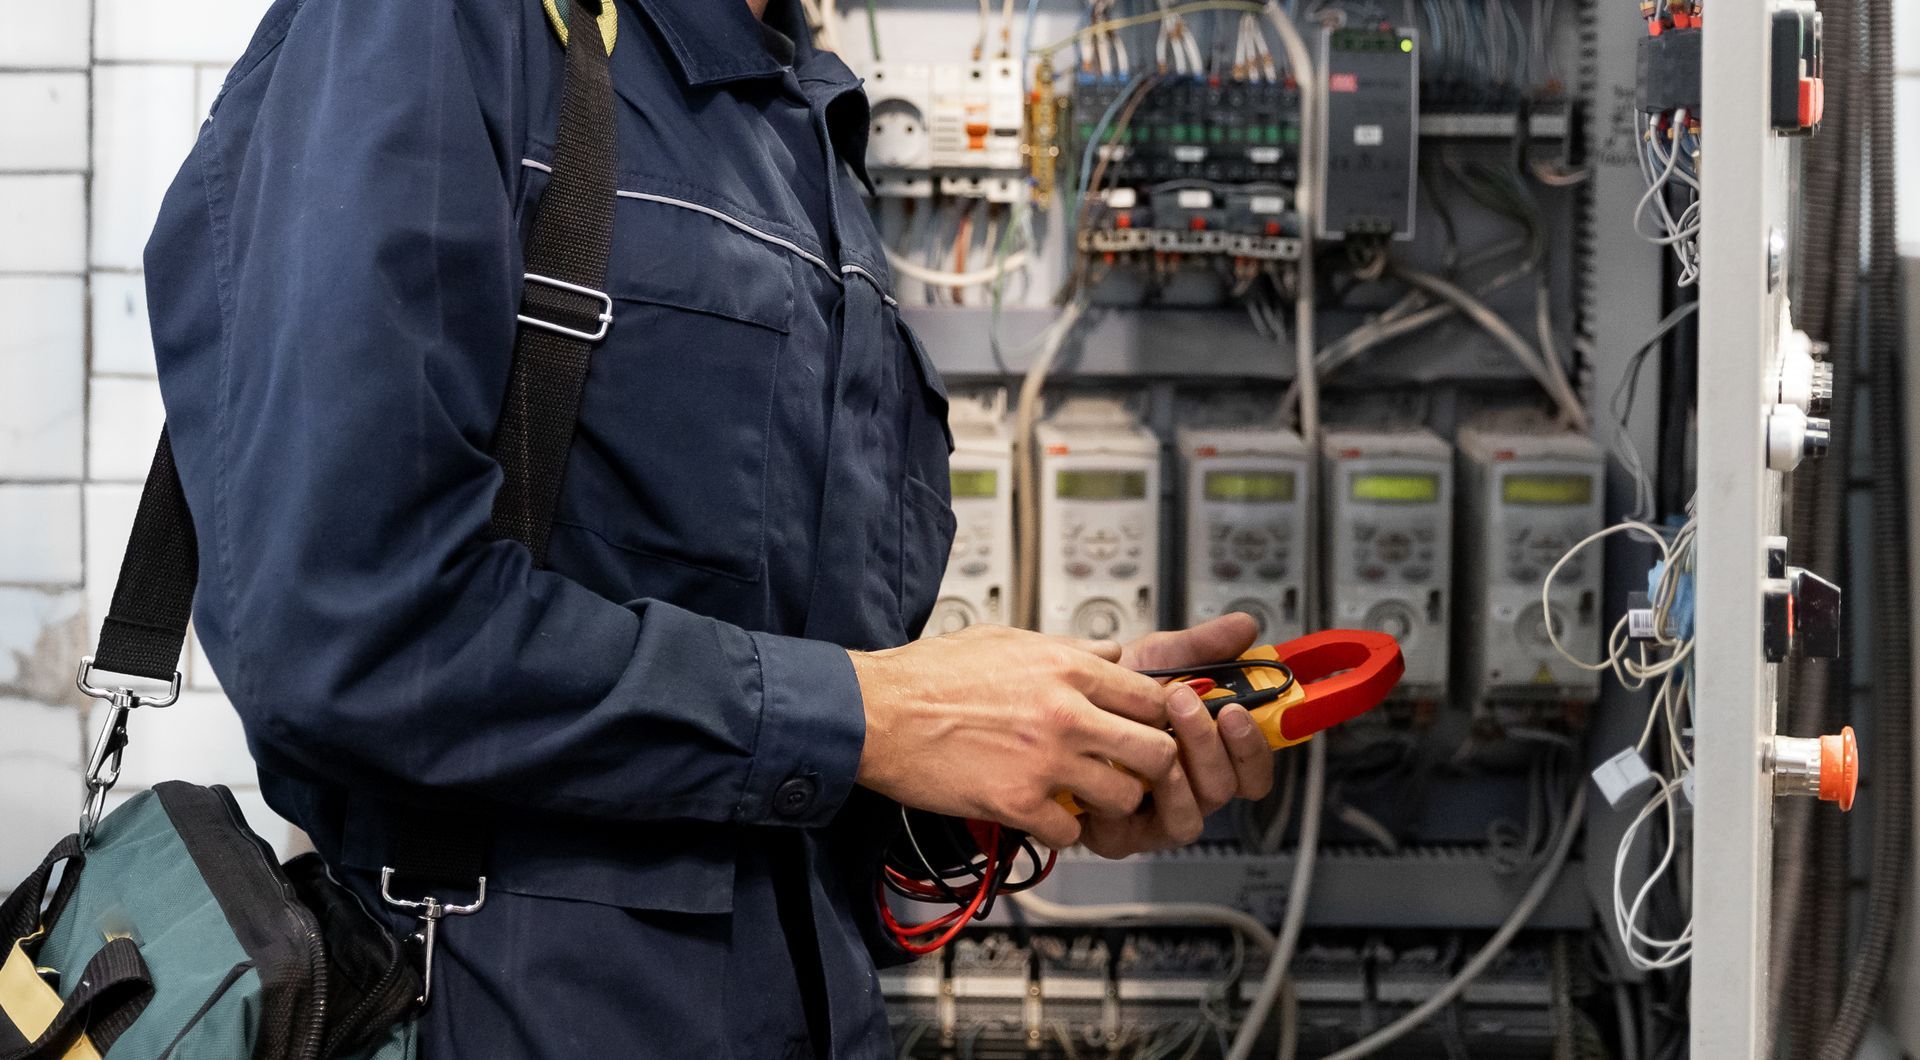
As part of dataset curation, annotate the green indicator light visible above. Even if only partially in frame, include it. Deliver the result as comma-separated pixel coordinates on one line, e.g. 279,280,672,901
1400,38,1414,52
1283,127,1300,143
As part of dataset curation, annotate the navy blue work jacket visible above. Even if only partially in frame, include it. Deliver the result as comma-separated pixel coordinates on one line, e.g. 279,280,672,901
145,0,954,1054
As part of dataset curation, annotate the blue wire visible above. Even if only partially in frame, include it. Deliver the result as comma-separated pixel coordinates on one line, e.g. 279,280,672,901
1071,71,1151,223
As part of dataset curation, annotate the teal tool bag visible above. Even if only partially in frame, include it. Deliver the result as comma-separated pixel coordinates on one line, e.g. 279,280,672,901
2,790,419,1060
0,1,619,1055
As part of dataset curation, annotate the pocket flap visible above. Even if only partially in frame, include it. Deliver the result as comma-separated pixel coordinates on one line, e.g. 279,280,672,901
338,807,736,915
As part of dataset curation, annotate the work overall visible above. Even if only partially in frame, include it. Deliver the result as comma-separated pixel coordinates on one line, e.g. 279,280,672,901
144,0,955,1054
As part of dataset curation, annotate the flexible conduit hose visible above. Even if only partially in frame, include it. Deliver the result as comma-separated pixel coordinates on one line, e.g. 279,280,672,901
1815,0,1911,1048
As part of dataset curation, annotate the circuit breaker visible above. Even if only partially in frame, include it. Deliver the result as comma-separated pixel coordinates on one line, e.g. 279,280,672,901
1037,398,1161,641
1454,428,1605,710
1322,429,1452,698
1180,427,1312,643
925,391,1015,637
929,59,1025,201
1315,26,1419,240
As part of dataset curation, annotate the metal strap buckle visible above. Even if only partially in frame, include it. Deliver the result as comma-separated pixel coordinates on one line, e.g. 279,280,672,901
516,273,613,342
74,657,182,847
379,867,488,1006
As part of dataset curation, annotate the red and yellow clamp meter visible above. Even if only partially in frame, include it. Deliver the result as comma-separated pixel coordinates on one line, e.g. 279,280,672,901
1062,629,1405,814
1192,628,1406,748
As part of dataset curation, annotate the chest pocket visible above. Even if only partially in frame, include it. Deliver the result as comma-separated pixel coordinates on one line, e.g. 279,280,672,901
544,181,797,583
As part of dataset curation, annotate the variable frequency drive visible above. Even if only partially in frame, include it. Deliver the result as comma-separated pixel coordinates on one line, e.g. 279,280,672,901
1180,427,1312,643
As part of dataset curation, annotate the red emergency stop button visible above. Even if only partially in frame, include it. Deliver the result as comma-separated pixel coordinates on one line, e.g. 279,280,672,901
1819,725,1858,810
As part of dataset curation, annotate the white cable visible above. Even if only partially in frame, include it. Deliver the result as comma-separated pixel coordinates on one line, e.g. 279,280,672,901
1541,521,1671,670
1225,738,1324,1060
1319,787,1588,1059
1011,893,1279,953
884,246,1033,288
1613,779,1693,969
1012,301,1088,627
1394,266,1589,430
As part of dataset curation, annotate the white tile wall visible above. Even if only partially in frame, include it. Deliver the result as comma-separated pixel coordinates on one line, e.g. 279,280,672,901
0,276,86,479
94,0,276,65
0,175,87,273
0,5,316,890
0,74,90,171
95,689,256,789
0,698,83,880
0,485,83,585
0,4,91,68
86,376,167,481
90,65,201,271
82,483,140,640
90,271,157,375
1900,77,1918,257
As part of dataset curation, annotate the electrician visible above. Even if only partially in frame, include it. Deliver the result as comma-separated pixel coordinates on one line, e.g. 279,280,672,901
144,0,1278,1055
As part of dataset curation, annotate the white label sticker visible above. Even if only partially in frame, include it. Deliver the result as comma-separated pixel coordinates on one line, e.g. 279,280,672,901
1173,145,1208,163
1176,189,1213,209
1354,124,1384,147
1626,608,1657,639
1248,146,1281,164
1249,195,1285,214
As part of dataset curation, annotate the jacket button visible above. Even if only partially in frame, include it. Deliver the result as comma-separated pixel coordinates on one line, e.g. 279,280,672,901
774,776,818,818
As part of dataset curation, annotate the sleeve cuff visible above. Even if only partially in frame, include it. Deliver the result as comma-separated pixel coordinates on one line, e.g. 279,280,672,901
735,632,867,827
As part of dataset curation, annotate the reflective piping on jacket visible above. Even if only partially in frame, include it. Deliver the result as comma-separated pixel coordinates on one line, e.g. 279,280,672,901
838,263,898,306
520,158,895,304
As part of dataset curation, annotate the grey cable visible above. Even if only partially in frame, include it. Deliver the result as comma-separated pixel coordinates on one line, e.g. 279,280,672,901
1224,737,1324,1060
1319,787,1587,1060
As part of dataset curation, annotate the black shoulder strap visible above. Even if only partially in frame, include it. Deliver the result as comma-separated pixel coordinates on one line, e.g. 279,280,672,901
83,0,617,887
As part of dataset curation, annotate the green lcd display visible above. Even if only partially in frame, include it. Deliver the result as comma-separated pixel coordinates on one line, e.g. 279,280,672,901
950,469,999,498
1057,469,1148,501
1204,470,1295,503
1350,473,1439,503
1502,474,1593,505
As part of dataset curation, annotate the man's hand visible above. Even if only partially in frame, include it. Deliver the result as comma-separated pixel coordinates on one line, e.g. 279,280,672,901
1079,613,1278,858
851,625,1177,849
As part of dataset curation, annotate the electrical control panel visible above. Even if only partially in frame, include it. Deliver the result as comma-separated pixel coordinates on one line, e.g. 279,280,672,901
1071,75,1305,260
1316,26,1420,240
1180,427,1312,643
1455,428,1605,710
1037,398,1161,641
925,391,1015,637
1322,428,1452,698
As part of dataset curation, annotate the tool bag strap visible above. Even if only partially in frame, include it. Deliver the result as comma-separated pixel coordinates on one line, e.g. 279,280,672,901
0,938,154,1060
79,0,618,893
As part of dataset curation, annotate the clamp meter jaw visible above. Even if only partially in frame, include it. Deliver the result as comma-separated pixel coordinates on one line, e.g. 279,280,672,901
1061,628,1404,814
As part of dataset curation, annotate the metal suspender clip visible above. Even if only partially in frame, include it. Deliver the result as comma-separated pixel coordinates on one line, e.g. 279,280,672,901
378,868,487,1006
516,273,613,342
74,657,182,848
